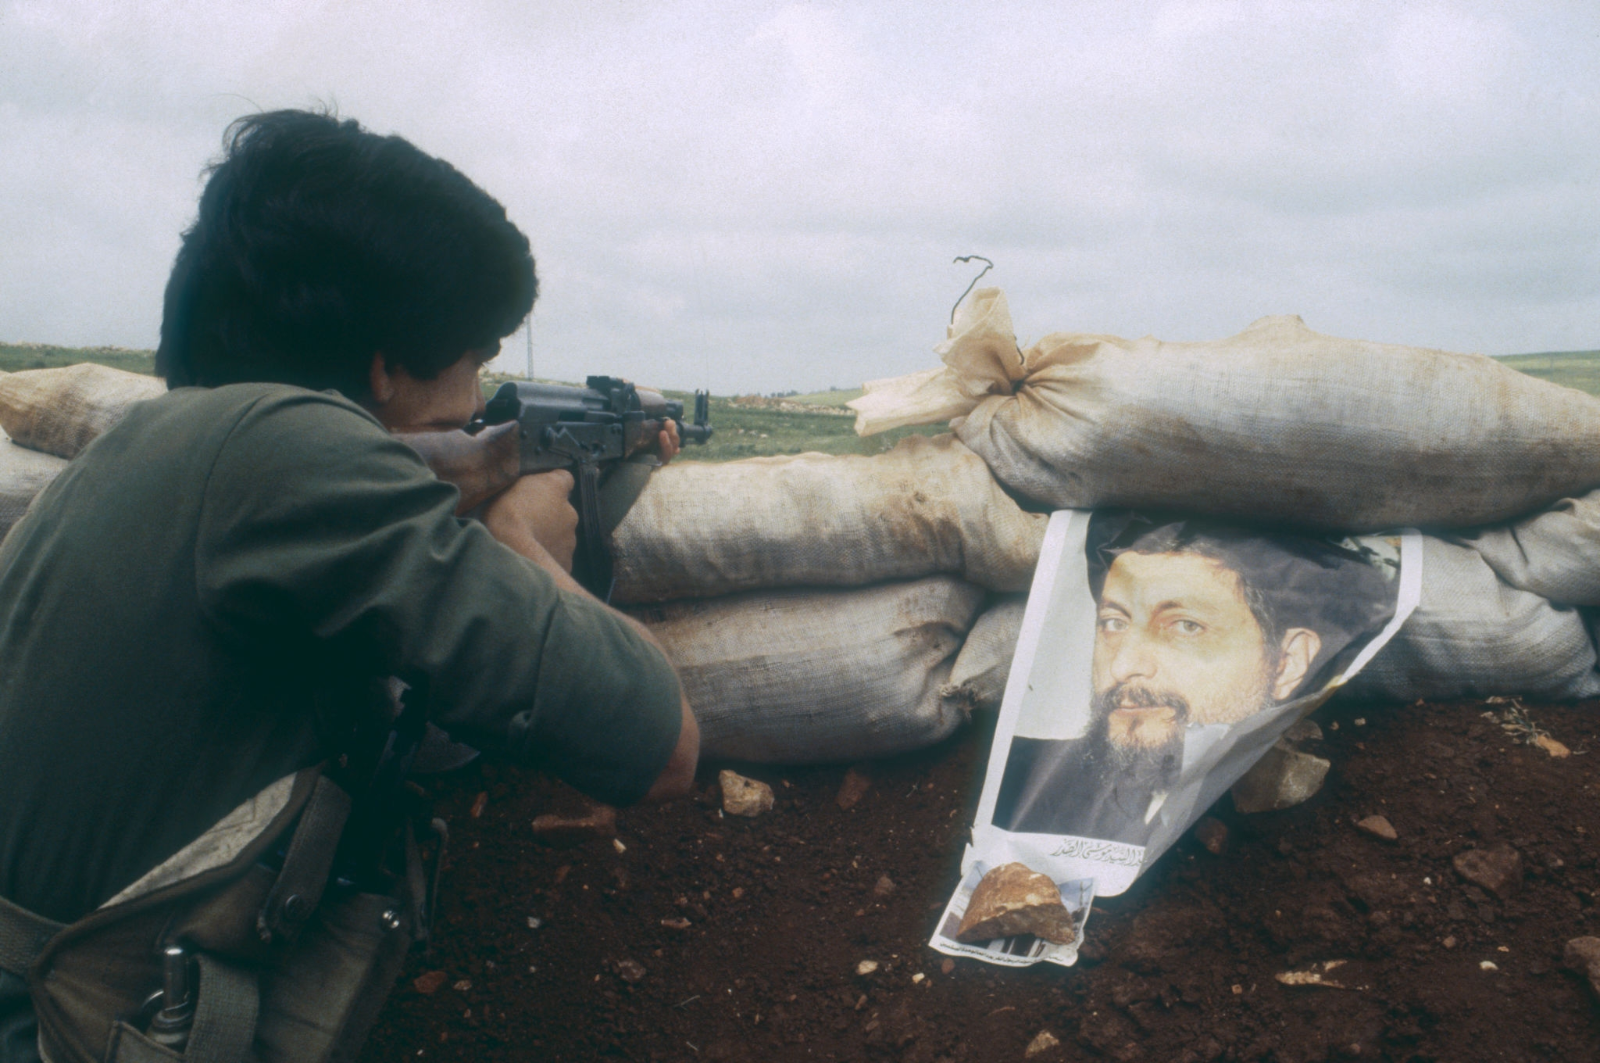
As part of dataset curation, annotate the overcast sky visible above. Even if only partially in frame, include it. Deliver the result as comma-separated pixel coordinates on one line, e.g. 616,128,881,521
2,1,1597,394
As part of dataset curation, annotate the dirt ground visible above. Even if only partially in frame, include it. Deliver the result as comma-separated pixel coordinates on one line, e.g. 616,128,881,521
362,697,1600,1063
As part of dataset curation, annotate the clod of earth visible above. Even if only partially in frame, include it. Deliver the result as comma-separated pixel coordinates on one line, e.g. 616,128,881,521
1193,816,1229,855
1024,1029,1061,1057
1273,959,1366,990
1535,734,1572,758
531,803,617,846
836,767,872,810
1453,844,1524,899
720,770,775,817
411,970,446,995
955,862,1075,945
1282,719,1323,743
1563,936,1600,997
1232,742,1330,813
615,959,647,983
1356,814,1398,841
873,875,896,897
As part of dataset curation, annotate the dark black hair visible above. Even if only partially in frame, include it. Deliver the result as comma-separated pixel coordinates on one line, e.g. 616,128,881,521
1087,513,1396,697
157,109,536,397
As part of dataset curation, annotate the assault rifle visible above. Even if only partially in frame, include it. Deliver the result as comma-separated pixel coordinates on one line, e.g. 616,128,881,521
402,376,712,599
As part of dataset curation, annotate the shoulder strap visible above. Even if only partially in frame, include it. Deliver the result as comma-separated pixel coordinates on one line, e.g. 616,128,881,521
0,893,64,978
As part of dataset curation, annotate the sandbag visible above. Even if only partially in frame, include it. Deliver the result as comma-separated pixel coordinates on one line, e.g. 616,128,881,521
1453,488,1600,606
850,289,1600,531
611,433,1047,602
1344,536,1600,702
630,576,987,763
941,595,1026,714
0,363,164,459
937,538,1600,707
0,431,69,540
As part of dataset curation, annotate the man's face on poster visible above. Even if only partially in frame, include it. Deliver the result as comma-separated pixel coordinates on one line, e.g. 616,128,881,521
1091,550,1322,755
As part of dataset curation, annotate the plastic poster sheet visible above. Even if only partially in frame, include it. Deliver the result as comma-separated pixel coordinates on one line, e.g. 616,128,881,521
932,511,1421,968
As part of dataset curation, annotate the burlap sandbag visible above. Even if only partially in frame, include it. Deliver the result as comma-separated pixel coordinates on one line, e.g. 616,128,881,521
0,363,164,459
610,434,1047,602
850,289,1600,531
0,430,69,540
941,595,1026,714
936,538,1600,708
1453,488,1600,606
631,576,986,763
1343,536,1600,702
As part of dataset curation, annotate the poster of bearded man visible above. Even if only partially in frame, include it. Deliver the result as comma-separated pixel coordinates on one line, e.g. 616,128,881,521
933,511,1420,968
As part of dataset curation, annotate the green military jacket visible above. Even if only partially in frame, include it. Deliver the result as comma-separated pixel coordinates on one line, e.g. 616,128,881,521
0,384,682,1058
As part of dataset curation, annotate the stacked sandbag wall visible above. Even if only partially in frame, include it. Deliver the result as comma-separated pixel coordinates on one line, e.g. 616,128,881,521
852,290,1600,708
613,433,1049,761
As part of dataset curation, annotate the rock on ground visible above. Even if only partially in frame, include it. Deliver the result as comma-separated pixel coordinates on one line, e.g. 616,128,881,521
720,770,775,817
1563,937,1600,997
956,863,1075,945
531,804,617,846
1453,844,1523,899
1356,814,1398,841
1232,742,1331,813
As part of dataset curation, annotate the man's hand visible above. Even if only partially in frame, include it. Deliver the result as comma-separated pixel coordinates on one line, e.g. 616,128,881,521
482,470,578,571
657,419,681,465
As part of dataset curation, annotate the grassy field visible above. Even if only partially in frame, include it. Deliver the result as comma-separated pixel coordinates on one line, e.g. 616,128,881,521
1493,351,1600,395
0,342,156,375
8,342,1600,460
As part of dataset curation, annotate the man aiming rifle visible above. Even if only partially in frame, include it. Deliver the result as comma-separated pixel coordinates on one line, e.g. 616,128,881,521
0,109,698,1063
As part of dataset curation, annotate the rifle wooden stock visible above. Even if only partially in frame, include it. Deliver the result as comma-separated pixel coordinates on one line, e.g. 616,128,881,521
397,421,522,515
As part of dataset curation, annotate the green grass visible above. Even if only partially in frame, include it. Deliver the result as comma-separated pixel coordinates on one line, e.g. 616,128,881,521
1492,351,1600,397
13,342,1600,462
0,342,155,375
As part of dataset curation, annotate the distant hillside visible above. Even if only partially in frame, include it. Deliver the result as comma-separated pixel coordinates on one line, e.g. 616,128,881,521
0,342,155,375
7,341,1600,415
1492,350,1600,396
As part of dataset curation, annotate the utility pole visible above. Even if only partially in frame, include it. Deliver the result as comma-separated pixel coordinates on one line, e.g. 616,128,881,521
526,322,534,381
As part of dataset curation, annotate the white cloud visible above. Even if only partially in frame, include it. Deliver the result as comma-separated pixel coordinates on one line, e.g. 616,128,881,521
1,0,1597,393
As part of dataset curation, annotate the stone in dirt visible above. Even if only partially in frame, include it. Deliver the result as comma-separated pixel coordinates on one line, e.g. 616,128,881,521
1357,815,1398,841
615,958,647,983
720,770,775,817
1193,816,1229,855
955,863,1075,945
1563,937,1600,997
531,803,617,846
1025,1029,1061,1057
1534,734,1571,758
874,875,896,897
412,970,447,995
1231,743,1330,813
1282,719,1323,744
1453,845,1523,899
836,767,872,810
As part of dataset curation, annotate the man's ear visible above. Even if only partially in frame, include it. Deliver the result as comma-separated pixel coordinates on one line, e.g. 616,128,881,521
1271,628,1322,701
367,352,396,405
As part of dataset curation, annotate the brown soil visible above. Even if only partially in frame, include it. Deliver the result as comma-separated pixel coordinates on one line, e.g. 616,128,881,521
362,698,1600,1062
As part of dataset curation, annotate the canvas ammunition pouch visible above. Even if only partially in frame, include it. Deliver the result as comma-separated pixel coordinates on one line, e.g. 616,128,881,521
0,765,440,1063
